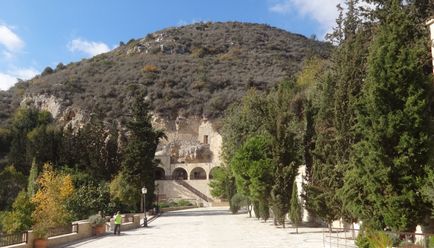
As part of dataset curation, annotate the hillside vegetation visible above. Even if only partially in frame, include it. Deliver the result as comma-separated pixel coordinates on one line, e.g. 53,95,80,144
0,22,332,126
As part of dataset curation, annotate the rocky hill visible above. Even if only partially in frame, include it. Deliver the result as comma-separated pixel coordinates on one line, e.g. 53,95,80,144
0,22,332,127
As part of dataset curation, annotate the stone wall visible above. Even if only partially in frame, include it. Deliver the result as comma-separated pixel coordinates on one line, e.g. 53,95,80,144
4,215,141,248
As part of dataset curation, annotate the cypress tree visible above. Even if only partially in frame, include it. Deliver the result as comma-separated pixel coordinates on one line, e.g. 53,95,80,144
121,94,165,210
342,0,432,232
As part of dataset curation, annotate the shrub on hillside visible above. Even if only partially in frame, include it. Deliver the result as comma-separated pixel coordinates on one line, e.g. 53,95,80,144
143,64,159,73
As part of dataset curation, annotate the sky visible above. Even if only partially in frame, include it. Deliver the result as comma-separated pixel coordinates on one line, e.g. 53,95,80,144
0,0,345,91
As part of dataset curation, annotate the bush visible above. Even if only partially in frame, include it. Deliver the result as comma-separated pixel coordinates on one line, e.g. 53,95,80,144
41,66,54,76
176,199,193,207
88,214,106,227
230,193,247,214
1,191,34,234
191,47,207,58
143,64,159,73
356,229,393,248
158,199,193,209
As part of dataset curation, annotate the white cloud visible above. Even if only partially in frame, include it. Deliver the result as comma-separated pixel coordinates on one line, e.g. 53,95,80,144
269,0,344,36
0,24,24,60
0,24,24,52
68,38,110,57
0,73,16,90
269,1,292,14
0,67,39,91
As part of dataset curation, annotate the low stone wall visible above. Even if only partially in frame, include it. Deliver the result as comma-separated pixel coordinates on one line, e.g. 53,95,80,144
4,214,142,248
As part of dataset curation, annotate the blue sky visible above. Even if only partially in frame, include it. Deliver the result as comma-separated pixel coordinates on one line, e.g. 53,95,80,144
0,0,343,90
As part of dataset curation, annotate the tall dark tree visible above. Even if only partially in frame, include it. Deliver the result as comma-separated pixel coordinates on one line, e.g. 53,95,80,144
304,73,341,227
266,81,303,226
342,0,432,232
120,94,165,210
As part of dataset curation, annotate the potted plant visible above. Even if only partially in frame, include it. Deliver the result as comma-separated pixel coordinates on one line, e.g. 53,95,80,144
88,214,106,235
32,223,49,248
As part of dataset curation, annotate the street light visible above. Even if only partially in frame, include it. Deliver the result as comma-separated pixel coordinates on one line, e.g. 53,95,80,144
141,186,148,227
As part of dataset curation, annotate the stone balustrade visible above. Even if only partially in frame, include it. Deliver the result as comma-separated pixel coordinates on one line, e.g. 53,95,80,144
3,214,142,248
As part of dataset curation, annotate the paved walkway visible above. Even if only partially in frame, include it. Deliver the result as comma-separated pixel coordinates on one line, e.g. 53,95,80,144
61,207,353,248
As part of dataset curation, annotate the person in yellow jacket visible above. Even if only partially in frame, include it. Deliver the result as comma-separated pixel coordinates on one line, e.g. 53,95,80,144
114,211,122,235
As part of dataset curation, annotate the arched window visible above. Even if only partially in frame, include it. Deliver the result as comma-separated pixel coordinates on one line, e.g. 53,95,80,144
155,167,166,180
190,167,207,180
173,168,188,180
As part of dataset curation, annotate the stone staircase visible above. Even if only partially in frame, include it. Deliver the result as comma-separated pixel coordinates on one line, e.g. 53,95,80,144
175,180,213,203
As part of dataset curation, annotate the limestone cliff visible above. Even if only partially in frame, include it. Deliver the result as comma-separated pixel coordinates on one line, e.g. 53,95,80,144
21,93,223,165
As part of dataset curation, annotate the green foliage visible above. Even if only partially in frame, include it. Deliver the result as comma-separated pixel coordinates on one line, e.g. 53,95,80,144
158,199,194,208
289,180,302,233
259,200,270,222
26,123,62,166
253,201,260,219
60,119,121,181
67,181,113,220
271,165,294,227
1,191,34,234
233,135,274,218
221,89,268,164
120,93,166,210
27,161,38,197
266,81,303,226
0,165,26,211
230,193,248,214
209,166,230,199
0,127,11,162
342,0,432,232
231,134,273,198
6,107,60,175
302,0,371,226
109,170,139,211
220,80,304,223
356,229,393,248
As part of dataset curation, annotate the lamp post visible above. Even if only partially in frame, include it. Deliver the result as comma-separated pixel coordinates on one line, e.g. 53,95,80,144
141,186,148,227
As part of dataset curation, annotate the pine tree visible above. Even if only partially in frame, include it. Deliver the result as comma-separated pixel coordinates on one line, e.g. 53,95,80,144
342,0,432,232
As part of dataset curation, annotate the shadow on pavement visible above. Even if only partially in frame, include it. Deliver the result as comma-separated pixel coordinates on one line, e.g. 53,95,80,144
162,209,231,217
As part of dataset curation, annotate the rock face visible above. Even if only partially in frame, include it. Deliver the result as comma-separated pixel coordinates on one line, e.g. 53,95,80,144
155,116,222,165
21,94,87,129
20,93,222,166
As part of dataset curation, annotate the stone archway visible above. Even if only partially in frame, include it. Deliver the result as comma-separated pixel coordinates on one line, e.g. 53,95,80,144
190,167,207,180
209,166,222,179
155,167,166,180
173,167,188,180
